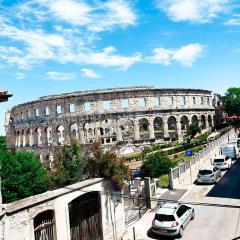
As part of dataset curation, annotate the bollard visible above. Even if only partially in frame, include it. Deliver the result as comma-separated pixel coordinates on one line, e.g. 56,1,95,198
133,227,136,240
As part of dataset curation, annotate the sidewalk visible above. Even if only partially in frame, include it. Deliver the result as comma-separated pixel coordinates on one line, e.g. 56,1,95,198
122,188,188,240
122,147,223,240
173,147,220,190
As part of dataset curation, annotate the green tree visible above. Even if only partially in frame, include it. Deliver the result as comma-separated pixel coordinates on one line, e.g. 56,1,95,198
50,140,130,190
0,151,49,203
49,140,86,189
0,136,6,152
142,152,177,178
90,141,130,189
222,87,240,116
187,123,201,142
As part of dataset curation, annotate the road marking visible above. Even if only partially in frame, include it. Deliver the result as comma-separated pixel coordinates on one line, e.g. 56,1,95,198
194,185,199,202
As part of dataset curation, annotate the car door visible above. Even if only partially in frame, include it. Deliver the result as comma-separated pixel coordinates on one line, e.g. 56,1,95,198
212,168,217,180
176,205,190,228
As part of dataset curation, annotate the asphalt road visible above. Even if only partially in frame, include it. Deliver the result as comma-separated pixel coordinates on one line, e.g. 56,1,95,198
146,160,240,240
175,160,240,240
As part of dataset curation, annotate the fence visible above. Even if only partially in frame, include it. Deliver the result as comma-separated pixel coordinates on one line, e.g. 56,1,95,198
169,128,236,189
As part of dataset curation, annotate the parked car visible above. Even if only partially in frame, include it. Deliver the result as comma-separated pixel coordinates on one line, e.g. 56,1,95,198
221,144,239,160
227,139,240,151
213,155,232,170
197,166,221,184
151,202,195,238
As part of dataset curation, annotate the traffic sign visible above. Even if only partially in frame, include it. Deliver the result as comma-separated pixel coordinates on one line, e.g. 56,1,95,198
185,149,193,157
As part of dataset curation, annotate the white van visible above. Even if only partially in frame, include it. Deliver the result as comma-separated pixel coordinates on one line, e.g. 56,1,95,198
220,144,239,160
227,139,240,152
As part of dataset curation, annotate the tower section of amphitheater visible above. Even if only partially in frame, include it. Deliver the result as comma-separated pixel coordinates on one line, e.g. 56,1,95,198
5,86,215,166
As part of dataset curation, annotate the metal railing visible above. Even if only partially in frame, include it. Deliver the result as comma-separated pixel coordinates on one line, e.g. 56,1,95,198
169,128,236,189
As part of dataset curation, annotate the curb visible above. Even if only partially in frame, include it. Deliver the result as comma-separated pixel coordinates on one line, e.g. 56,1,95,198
178,184,195,202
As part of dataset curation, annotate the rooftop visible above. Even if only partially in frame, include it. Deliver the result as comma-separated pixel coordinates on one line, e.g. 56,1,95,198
157,202,180,215
0,89,12,103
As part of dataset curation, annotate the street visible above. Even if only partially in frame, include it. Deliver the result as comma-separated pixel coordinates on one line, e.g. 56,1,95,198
123,160,240,240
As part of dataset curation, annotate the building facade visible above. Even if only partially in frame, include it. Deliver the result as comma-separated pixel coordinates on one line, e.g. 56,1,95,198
5,86,215,166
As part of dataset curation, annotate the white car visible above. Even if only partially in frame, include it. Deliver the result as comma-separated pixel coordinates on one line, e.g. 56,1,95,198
151,202,195,238
213,155,232,170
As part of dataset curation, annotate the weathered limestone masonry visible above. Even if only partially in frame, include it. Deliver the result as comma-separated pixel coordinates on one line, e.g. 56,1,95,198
5,86,215,167
0,178,126,240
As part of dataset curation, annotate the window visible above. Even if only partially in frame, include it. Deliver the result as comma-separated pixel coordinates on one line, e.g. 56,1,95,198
69,103,75,113
45,107,50,116
20,112,23,119
34,108,39,117
56,105,62,114
168,97,173,106
139,98,146,107
84,101,91,111
103,100,110,110
201,97,204,105
154,214,175,222
207,98,210,105
27,110,31,118
193,97,196,105
176,205,188,218
122,99,129,108
180,96,186,106
152,97,160,106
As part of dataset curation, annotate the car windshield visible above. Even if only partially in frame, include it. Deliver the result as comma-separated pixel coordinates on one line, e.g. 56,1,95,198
214,159,224,163
199,170,212,175
155,213,175,222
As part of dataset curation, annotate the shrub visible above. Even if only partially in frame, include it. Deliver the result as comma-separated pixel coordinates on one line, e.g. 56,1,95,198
142,153,177,178
157,175,169,188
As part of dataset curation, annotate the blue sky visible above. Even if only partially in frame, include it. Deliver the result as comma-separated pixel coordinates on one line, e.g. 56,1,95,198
0,0,240,134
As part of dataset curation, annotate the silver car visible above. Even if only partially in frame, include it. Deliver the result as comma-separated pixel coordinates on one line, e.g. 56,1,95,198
151,202,195,238
197,166,221,184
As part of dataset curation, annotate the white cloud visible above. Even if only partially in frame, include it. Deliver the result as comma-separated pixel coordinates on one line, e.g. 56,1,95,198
224,14,240,25
81,68,100,78
46,71,76,80
16,72,25,79
147,43,204,67
172,44,204,66
34,0,137,32
0,21,140,70
78,47,141,70
156,0,229,23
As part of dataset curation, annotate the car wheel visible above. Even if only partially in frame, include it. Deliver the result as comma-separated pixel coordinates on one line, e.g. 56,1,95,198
191,210,195,220
178,226,183,238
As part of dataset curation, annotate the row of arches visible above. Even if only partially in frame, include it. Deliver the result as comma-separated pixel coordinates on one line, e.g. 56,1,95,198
14,114,214,147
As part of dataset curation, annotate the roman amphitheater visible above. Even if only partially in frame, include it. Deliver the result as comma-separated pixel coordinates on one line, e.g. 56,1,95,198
5,86,215,167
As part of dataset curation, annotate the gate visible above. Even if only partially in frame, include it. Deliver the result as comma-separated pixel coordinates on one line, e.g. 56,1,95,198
123,181,147,226
69,191,102,240
34,210,56,240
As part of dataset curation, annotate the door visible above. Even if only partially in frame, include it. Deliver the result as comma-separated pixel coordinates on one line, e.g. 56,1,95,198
68,192,102,240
